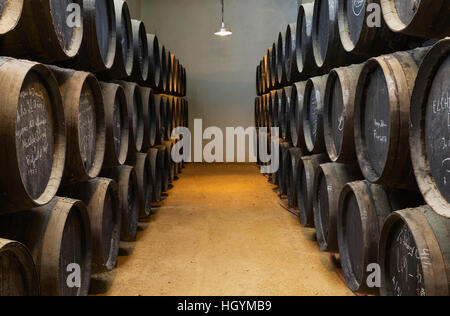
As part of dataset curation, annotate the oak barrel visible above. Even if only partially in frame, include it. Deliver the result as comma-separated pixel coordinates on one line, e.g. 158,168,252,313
0,238,39,296
59,178,121,273
338,0,420,57
99,82,129,168
134,152,153,220
285,23,301,83
147,34,161,89
297,154,329,227
156,144,170,193
100,0,133,80
277,30,288,86
313,162,362,253
148,147,163,203
0,0,83,63
129,19,149,84
101,165,140,242
286,147,304,208
296,2,319,79
50,67,106,184
338,181,424,294
323,63,364,163
410,39,450,218
140,87,157,150
303,74,328,154
379,206,450,296
115,81,144,163
354,48,430,189
312,0,350,72
381,0,450,39
69,0,117,73
0,58,66,213
290,82,307,149
0,197,92,296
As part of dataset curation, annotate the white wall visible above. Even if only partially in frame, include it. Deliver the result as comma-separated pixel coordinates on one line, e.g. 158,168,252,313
129,0,298,161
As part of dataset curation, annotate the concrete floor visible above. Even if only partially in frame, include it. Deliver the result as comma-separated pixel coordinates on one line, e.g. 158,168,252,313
94,164,353,296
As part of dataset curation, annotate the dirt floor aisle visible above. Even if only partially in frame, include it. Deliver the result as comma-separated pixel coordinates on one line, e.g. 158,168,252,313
96,164,353,296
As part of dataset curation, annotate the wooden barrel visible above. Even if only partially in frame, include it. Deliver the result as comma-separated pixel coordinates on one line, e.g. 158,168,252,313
147,34,161,89
0,0,23,36
177,62,183,96
158,95,168,141
140,87,157,150
0,0,83,63
59,178,121,273
297,154,329,227
148,147,163,203
270,90,281,128
169,53,175,94
355,48,430,189
410,39,450,218
99,82,129,168
379,206,450,296
281,87,292,141
165,96,174,139
157,45,168,93
165,52,173,94
381,0,450,39
261,60,268,95
338,180,424,294
286,147,304,208
0,58,66,213
267,93,274,129
134,152,153,220
313,163,362,253
184,99,189,128
285,23,301,83
172,57,179,95
312,0,351,72
153,94,164,145
303,74,328,154
0,238,39,296
68,0,116,73
100,0,133,80
156,145,170,193
290,82,306,149
101,166,140,242
129,19,149,84
263,54,270,92
50,67,106,184
163,141,176,183
172,97,179,129
0,197,92,296
324,63,364,163
267,47,275,90
181,66,187,97
338,0,420,57
115,81,144,163
278,142,292,196
270,138,284,185
296,3,318,79
256,64,262,96
277,30,288,86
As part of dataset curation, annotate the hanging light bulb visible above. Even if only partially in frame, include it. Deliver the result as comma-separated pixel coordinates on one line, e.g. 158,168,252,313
215,0,232,37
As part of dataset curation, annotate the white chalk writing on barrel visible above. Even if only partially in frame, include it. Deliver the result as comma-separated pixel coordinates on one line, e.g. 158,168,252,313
16,89,50,177
432,91,450,115
352,0,366,16
373,119,387,143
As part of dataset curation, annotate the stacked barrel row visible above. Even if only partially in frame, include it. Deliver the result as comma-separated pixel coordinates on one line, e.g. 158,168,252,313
255,0,450,296
0,0,189,296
